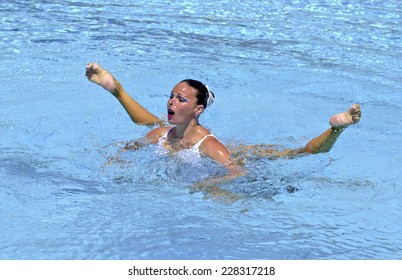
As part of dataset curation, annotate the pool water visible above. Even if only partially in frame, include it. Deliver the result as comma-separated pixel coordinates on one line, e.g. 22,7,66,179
1,0,401,259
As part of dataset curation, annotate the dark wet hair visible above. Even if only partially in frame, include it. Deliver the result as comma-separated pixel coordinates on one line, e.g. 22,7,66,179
180,79,215,109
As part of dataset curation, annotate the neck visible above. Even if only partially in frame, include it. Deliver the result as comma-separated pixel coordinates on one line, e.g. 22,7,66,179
173,118,200,139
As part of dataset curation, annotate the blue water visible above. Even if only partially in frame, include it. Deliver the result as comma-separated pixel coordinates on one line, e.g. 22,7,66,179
1,0,401,260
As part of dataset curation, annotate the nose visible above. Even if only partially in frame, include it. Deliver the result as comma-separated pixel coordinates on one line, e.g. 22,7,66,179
168,96,174,106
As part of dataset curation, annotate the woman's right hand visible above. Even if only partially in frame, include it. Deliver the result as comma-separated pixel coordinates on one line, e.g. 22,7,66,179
85,62,118,95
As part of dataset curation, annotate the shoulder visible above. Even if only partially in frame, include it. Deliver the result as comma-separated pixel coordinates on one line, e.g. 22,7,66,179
146,126,171,144
199,134,231,164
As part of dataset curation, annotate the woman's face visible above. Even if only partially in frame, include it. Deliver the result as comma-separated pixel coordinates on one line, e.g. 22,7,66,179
167,82,203,125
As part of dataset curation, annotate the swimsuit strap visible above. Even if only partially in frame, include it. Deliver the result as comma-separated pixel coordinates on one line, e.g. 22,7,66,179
192,134,217,150
157,127,174,146
157,127,216,152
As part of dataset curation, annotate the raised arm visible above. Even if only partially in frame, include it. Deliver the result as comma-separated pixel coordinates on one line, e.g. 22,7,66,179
233,104,361,158
85,62,163,126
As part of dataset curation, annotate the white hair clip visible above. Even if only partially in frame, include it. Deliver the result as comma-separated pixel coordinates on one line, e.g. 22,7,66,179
205,84,215,108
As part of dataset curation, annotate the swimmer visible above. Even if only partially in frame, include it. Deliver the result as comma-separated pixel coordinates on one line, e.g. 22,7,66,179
85,62,361,198
85,62,231,165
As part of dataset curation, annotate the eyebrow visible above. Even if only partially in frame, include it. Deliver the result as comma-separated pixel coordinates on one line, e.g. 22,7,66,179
171,91,188,100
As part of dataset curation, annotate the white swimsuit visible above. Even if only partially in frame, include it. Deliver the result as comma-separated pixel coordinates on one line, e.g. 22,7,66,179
157,127,216,160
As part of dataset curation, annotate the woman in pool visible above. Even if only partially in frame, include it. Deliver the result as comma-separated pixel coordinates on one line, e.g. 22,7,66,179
85,62,361,182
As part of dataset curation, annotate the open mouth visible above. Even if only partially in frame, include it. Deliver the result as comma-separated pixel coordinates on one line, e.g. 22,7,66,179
167,108,175,119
